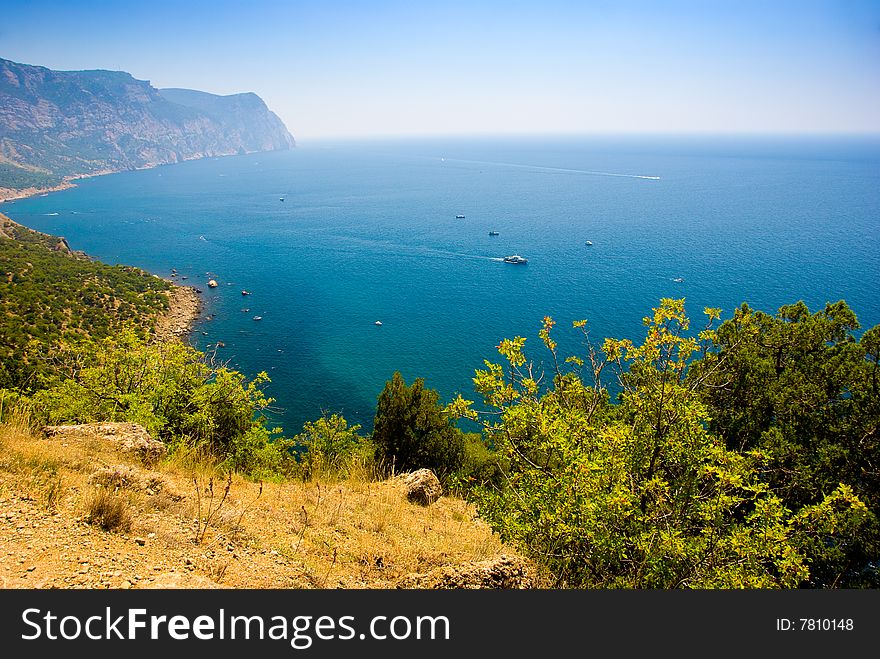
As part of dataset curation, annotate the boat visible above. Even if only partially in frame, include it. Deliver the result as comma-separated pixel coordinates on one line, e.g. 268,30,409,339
375,320,383,326
585,240,593,246
279,197,285,202
253,316,263,321
503,255,528,264
241,290,251,296
489,231,500,236
456,214,466,219
241,308,250,312
672,277,684,283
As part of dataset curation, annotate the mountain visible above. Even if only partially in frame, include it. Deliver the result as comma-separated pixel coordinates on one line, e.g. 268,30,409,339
0,57,294,198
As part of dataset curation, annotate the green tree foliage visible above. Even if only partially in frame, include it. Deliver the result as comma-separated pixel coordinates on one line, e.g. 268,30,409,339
450,300,872,588
372,371,464,479
293,413,367,479
690,300,880,587
28,330,289,478
0,218,170,391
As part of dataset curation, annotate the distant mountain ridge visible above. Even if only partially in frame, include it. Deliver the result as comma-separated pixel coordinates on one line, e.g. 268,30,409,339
0,57,295,199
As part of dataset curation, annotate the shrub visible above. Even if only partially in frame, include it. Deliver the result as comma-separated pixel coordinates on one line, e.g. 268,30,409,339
85,488,132,532
294,413,364,480
372,372,464,481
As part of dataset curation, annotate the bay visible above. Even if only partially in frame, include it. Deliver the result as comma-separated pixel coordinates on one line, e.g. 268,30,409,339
5,135,879,431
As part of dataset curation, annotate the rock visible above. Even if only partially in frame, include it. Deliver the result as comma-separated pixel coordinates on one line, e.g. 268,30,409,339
42,423,166,465
396,555,534,589
89,465,142,491
143,572,223,589
134,538,146,546
403,469,442,506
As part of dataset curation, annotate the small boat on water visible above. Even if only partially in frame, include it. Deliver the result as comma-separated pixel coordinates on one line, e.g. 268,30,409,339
241,290,251,296
503,255,528,264
375,320,383,326
489,231,500,236
456,214,466,219
253,316,263,321
585,240,593,246
241,308,250,312
672,277,684,283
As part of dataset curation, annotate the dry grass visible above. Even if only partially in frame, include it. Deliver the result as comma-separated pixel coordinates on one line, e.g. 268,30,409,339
0,415,523,589
84,488,132,532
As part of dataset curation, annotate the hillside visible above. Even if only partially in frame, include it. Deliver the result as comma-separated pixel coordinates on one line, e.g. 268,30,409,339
0,57,295,200
0,419,532,589
0,212,194,391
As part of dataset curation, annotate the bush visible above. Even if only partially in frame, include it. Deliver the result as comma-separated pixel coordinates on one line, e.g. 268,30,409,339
453,303,873,588
85,488,132,532
294,413,364,480
449,433,506,495
372,372,464,481
28,331,291,480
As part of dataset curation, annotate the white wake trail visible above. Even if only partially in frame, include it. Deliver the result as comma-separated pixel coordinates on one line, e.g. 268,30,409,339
439,157,661,180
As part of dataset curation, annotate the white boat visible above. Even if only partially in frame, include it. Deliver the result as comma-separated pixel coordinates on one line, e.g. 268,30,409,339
253,316,263,321
374,320,383,326
455,214,466,219
489,231,500,236
672,277,684,283
503,255,528,264
585,240,593,246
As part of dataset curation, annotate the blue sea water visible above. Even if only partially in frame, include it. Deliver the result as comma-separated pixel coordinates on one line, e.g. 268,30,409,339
4,135,879,432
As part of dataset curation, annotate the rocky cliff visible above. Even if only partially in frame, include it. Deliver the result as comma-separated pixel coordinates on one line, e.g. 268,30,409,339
0,57,295,197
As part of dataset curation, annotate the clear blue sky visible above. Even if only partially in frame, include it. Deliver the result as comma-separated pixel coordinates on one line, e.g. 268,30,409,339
1,0,878,140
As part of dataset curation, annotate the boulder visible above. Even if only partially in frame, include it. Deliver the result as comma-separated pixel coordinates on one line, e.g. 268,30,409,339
42,422,166,465
403,468,442,506
396,555,534,589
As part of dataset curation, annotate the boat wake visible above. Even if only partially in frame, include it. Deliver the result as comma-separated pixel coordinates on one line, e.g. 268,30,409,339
44,212,60,216
439,157,660,180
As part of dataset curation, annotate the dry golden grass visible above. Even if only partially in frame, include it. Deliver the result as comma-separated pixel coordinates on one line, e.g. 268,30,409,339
0,415,525,589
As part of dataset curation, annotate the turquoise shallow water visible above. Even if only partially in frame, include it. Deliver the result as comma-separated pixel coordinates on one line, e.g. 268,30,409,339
5,135,880,431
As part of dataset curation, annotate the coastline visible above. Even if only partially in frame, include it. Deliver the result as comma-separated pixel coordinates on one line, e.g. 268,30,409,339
0,181,76,203
153,283,203,344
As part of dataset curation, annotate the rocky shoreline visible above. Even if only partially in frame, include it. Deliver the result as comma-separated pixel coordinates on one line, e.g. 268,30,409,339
0,181,76,203
153,284,202,343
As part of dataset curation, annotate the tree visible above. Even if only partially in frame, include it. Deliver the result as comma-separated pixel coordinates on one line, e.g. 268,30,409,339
450,300,871,588
372,372,464,479
690,300,880,587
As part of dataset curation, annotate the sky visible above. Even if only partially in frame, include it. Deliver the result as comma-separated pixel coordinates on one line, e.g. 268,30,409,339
1,0,879,140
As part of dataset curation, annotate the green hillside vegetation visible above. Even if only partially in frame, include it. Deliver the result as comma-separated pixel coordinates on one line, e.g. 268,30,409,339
2,216,877,588
0,214,171,392
0,162,63,192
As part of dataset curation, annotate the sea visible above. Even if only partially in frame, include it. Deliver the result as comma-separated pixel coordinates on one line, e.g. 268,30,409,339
4,135,879,433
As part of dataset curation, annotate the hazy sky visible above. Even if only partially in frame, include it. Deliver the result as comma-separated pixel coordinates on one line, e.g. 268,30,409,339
1,0,879,140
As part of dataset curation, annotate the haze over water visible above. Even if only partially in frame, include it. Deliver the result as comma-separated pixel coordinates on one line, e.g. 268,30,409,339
6,135,880,431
